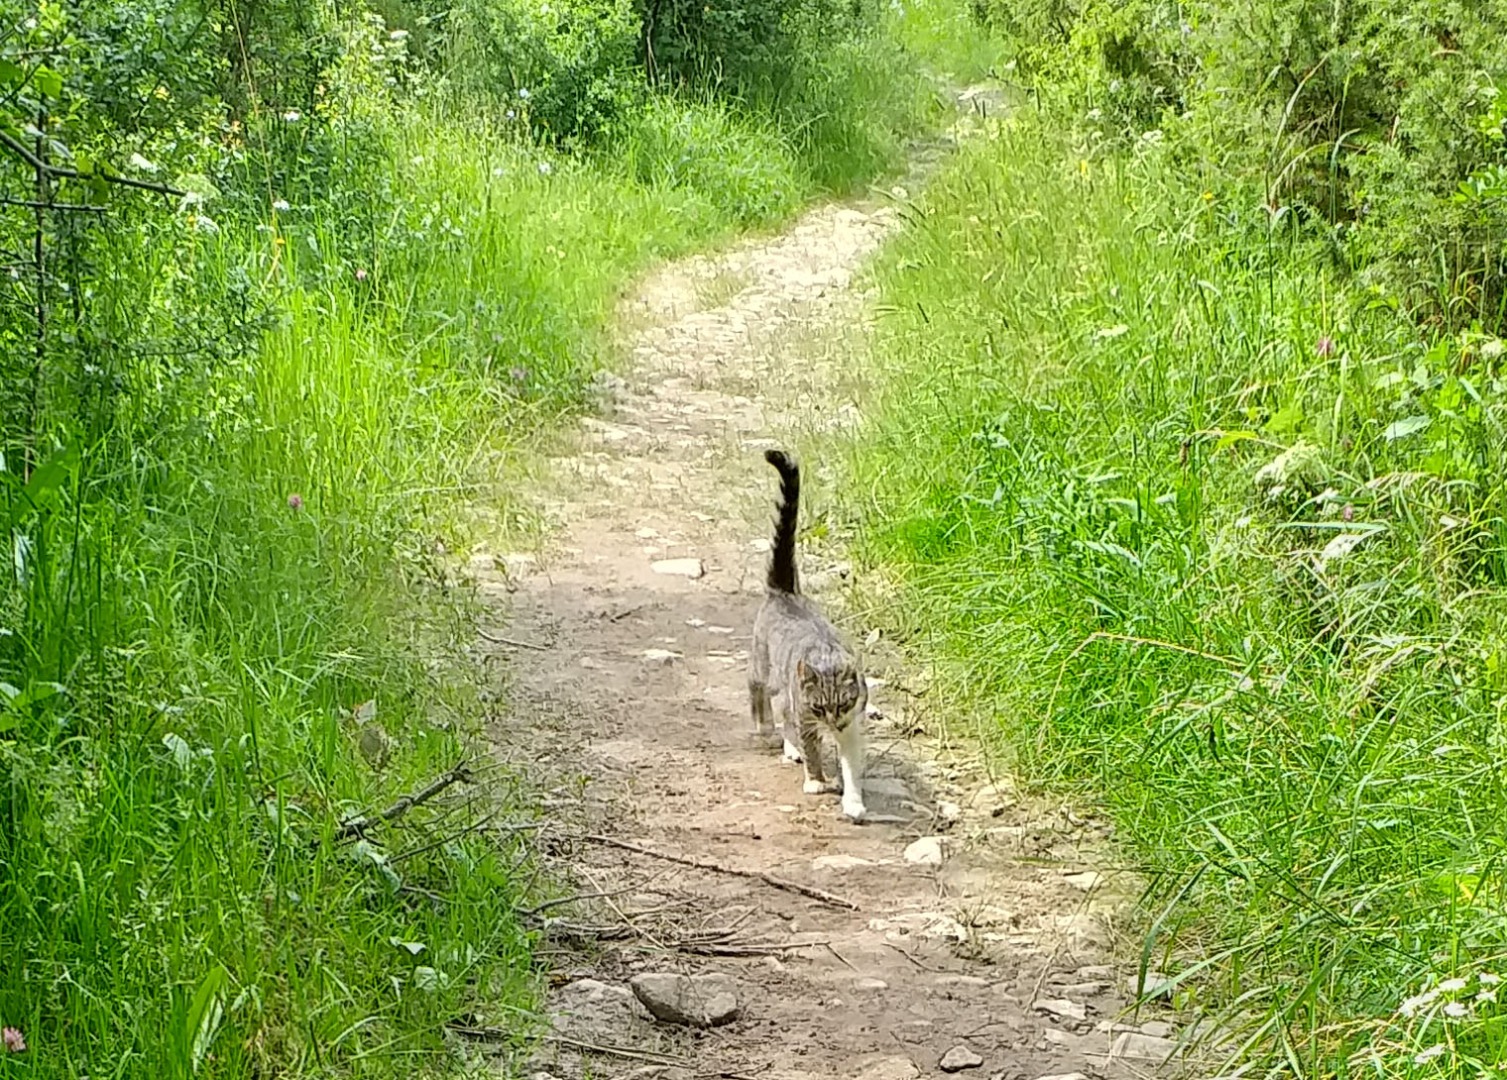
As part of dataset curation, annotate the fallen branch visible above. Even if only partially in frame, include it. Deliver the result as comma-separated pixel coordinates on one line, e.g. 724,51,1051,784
579,834,859,911
331,762,475,842
0,130,188,197
478,627,551,650
448,1025,686,1067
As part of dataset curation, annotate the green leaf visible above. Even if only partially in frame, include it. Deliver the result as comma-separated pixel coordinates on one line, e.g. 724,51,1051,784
0,680,63,733
34,66,62,99
185,965,229,1074
9,441,79,530
0,59,24,87
1383,415,1431,441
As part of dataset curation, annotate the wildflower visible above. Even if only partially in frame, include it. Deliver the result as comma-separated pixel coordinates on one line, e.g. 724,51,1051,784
272,198,291,212
1086,108,1103,121
2,1028,24,1053
355,268,368,281
1414,1044,1447,1064
509,366,528,382
1202,191,1214,202
538,161,552,175
129,152,159,173
1444,1000,1470,1019
288,493,304,511
1401,988,1441,1017
518,87,531,100
1341,503,1354,522
389,28,409,40
506,109,517,121
1478,989,1497,1004
282,110,302,123
1440,978,1469,994
1316,335,1336,358
1481,973,1502,985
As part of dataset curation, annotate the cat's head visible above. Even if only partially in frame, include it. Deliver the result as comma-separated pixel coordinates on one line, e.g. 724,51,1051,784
796,657,866,728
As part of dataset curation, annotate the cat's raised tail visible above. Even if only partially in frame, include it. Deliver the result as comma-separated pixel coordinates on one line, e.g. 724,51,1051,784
764,449,800,595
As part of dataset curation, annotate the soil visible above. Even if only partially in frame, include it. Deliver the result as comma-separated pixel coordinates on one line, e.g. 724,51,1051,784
471,96,1181,1080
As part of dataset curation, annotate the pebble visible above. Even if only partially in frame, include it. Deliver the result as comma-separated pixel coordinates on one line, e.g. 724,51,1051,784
1033,998,1087,1021
855,1058,919,1080
811,854,872,871
650,557,704,578
854,978,889,991
641,648,681,664
939,1045,985,1072
1108,1031,1179,1062
1063,870,1102,891
903,836,945,866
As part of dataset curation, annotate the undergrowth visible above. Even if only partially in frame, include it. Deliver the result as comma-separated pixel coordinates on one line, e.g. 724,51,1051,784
0,0,949,1073
844,107,1507,1076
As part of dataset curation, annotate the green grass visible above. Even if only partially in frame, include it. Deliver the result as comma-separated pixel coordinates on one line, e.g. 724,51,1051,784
841,110,1507,1075
0,79,937,1074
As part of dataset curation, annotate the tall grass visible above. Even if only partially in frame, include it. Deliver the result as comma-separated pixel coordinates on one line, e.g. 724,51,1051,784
0,77,930,1072
843,111,1507,1074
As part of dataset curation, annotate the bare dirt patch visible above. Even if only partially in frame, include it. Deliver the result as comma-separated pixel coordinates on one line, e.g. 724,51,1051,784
471,103,1182,1080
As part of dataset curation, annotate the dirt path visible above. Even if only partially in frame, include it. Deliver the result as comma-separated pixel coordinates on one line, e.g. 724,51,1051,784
473,107,1181,1080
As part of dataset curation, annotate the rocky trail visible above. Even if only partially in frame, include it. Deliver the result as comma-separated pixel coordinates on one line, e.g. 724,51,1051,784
470,96,1185,1080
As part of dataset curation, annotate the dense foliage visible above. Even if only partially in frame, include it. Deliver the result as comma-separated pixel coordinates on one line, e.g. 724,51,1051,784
974,0,1507,332
840,1,1507,1076
0,0,939,1074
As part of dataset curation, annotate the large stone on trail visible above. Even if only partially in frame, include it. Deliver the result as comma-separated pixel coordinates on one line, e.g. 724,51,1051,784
939,1045,984,1072
629,972,741,1028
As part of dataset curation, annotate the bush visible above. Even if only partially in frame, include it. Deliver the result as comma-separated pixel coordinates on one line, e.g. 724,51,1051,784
443,0,644,145
973,0,1507,332
617,95,803,224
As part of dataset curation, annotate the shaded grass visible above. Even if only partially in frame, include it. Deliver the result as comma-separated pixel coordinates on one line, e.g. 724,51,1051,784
842,111,1507,1074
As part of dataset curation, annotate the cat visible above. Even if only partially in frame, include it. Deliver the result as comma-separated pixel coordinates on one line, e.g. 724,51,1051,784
748,449,868,822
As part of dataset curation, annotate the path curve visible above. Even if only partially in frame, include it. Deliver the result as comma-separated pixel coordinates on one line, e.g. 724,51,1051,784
476,114,1178,1080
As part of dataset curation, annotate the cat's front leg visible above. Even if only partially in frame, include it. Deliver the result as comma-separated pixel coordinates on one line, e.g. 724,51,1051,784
834,718,867,821
800,715,838,795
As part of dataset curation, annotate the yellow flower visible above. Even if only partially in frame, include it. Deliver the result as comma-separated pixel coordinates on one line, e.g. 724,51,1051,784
1202,190,1214,202
1078,159,1089,176
153,85,169,100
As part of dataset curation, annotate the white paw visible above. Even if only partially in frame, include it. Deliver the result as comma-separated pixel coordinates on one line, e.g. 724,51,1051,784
783,741,804,763
841,799,867,822
804,779,839,795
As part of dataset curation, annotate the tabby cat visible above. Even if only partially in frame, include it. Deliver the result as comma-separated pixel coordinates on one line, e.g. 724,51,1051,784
748,450,867,822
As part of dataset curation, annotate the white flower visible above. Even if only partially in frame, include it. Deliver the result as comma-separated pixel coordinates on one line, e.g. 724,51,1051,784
1086,108,1103,121
517,87,531,99
506,109,517,120
1444,1000,1470,1019
1440,978,1469,993
491,166,506,178
1478,989,1497,1004
537,161,552,175
129,152,158,173
388,28,409,40
282,110,302,122
1401,989,1441,1017
1413,1044,1447,1064
272,198,291,212
1481,973,1502,985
